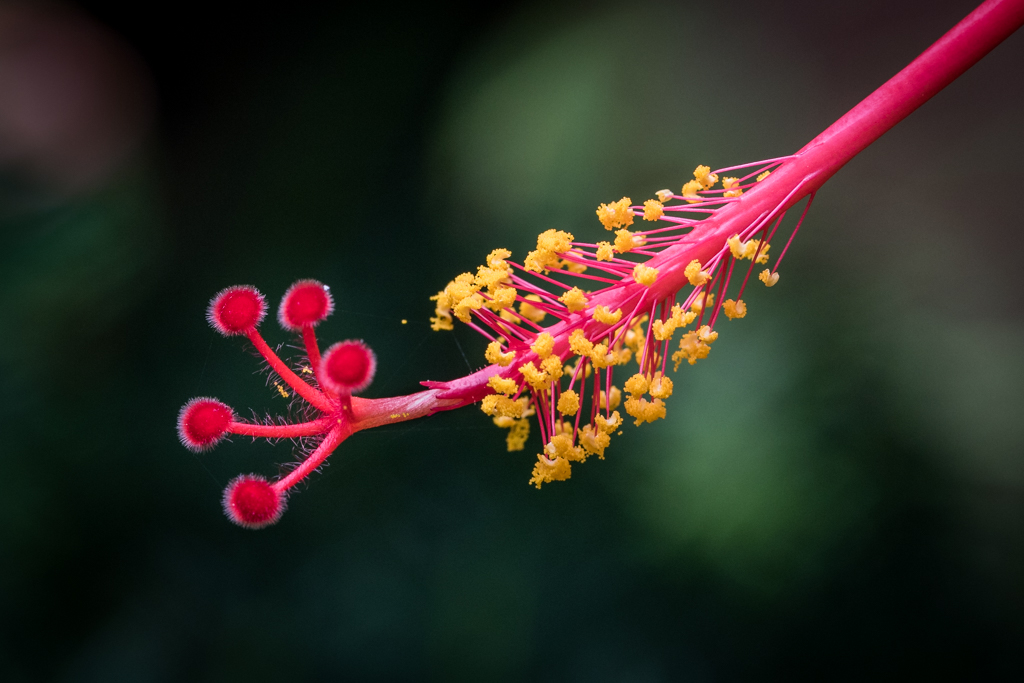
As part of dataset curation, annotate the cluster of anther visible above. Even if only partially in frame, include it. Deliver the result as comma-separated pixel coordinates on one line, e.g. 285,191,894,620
177,280,375,529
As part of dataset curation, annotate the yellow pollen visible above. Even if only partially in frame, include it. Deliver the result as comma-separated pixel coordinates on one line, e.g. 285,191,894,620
559,287,588,313
596,197,635,230
759,269,780,287
568,329,594,358
649,372,673,399
505,419,529,452
693,164,719,190
643,199,664,221
757,170,771,182
596,411,622,434
633,263,658,286
485,340,516,366
624,373,649,397
681,179,703,203
723,299,747,319
531,332,555,359
684,259,711,286
480,394,524,418
624,396,666,426
557,390,580,416
722,177,742,197
599,386,622,411
596,242,614,261
691,292,714,314
592,305,622,325
487,375,518,396
529,454,572,488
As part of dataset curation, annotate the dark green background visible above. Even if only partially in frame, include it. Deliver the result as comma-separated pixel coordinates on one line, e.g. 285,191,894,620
2,0,1022,679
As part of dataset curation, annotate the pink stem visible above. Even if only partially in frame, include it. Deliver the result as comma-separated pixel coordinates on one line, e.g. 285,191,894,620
229,419,333,439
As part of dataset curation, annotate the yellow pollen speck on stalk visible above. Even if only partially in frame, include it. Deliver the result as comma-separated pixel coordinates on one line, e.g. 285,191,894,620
633,264,658,286
401,319,407,325
569,329,594,358
580,425,611,459
624,373,649,397
693,165,719,190
596,411,622,434
643,200,664,221
596,197,635,230
592,305,622,325
624,396,666,426
759,269,780,287
531,332,555,359
656,189,674,202
684,259,711,286
274,382,289,399
559,287,588,313
481,395,524,418
649,372,673,399
757,170,771,182
614,229,637,254
723,299,747,319
487,375,518,396
530,454,572,489
485,340,516,366
681,179,703,203
557,390,580,416
596,242,614,261
723,177,743,197
672,325,719,370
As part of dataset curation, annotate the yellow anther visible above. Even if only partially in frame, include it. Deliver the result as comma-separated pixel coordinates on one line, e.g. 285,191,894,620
643,199,664,221
559,287,588,313
557,390,580,416
486,248,512,269
519,294,547,323
693,165,719,190
596,242,614,261
485,340,516,366
599,386,622,411
488,375,518,396
756,170,771,182
568,329,594,358
506,419,529,452
681,179,703,203
633,263,658,286
727,234,745,259
519,362,551,391
690,292,714,314
723,299,747,319
595,411,622,434
596,197,635,230
453,292,484,323
537,229,574,254
592,305,622,326
684,259,711,287
624,396,666,426
540,355,563,380
722,177,743,197
649,372,673,399
580,424,611,459
624,373,649,398
759,269,779,287
486,286,517,311
672,325,719,370
430,310,453,331
531,332,555,359
614,229,636,254
480,394,524,418
529,454,572,488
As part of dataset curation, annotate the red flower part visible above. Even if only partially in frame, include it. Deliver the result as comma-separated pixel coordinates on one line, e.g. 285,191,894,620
207,285,267,336
320,340,376,395
178,0,1024,525
278,279,334,331
177,397,234,452
222,475,286,529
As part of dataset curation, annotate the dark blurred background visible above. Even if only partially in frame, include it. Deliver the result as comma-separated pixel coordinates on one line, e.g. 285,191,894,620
1,0,1022,680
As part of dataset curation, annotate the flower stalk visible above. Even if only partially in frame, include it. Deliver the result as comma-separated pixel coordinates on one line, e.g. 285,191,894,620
179,0,1024,528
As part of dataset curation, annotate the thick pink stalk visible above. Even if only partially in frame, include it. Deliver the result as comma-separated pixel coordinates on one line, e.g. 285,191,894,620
183,0,1024,527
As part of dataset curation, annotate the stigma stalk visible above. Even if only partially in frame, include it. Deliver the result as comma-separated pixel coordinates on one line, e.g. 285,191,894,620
180,0,1024,527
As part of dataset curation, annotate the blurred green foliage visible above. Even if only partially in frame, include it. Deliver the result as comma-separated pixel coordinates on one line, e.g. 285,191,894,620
1,0,1022,680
